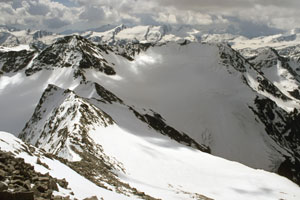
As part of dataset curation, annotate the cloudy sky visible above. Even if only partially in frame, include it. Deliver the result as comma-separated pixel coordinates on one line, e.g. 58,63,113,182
0,0,299,35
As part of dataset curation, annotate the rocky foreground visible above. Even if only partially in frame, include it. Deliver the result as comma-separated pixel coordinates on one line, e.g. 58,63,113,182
0,150,99,200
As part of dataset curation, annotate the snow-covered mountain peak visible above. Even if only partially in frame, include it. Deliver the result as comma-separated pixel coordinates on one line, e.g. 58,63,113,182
114,24,127,32
0,28,62,51
19,83,115,161
25,35,116,77
82,24,127,45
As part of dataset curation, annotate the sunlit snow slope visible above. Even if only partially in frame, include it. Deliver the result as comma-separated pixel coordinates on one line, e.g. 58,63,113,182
2,124,300,200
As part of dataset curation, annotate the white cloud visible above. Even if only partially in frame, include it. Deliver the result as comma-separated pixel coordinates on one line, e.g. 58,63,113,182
0,0,79,30
0,0,299,33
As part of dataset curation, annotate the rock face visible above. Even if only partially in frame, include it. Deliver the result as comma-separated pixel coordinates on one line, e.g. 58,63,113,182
129,107,210,153
25,35,116,77
0,50,35,74
248,47,300,101
0,191,34,200
250,97,300,185
0,150,69,200
218,45,300,184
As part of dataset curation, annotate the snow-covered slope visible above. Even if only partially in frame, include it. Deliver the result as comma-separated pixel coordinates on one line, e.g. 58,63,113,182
232,32,300,52
4,106,300,200
248,48,300,101
20,82,209,156
0,131,136,200
82,41,300,174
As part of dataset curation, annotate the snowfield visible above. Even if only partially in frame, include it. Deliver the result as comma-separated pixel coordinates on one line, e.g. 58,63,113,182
88,123,300,200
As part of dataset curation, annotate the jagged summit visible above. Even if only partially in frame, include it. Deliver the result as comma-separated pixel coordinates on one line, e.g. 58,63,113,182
0,49,35,74
19,84,115,161
83,24,127,44
25,35,116,77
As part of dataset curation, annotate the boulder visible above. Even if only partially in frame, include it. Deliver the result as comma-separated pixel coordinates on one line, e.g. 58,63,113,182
38,176,50,182
83,196,98,200
0,182,8,192
48,179,59,191
58,178,68,188
0,169,6,180
36,184,48,193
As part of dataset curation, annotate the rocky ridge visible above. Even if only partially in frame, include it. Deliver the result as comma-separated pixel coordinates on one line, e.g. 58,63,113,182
25,35,116,77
